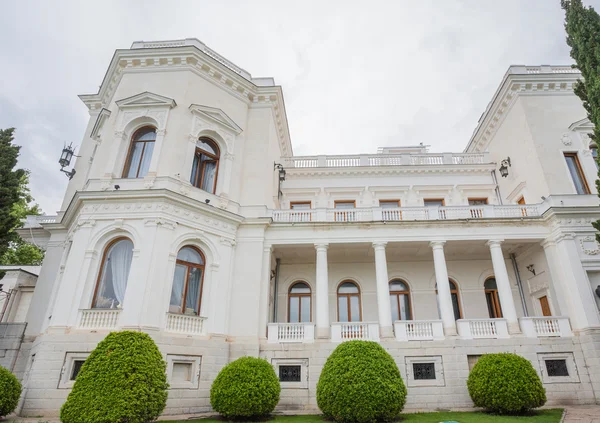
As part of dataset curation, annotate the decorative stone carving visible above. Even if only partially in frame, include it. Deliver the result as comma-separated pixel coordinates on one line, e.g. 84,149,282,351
580,236,600,255
561,133,572,146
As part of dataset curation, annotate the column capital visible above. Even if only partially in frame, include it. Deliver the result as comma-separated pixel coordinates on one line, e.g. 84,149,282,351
314,243,329,251
486,239,504,248
372,241,387,250
429,240,446,249
263,245,272,253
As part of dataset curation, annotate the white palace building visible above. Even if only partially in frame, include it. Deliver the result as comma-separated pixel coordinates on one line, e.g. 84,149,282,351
3,38,600,415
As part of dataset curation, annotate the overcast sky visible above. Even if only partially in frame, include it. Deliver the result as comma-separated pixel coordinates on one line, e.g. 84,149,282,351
1,0,598,214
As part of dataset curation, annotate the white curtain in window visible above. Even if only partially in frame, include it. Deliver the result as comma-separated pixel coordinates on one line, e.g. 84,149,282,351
138,142,154,177
185,268,202,314
126,143,144,178
170,264,187,310
201,161,217,192
109,240,134,305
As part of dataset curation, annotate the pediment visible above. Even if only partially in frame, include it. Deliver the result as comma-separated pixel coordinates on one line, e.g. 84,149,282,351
189,104,242,135
569,117,593,132
116,91,176,109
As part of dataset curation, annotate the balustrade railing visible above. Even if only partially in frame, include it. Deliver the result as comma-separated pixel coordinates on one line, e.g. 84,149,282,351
331,322,379,342
267,323,315,343
165,313,206,335
282,152,489,168
394,320,444,341
520,316,572,338
457,318,509,339
78,309,121,330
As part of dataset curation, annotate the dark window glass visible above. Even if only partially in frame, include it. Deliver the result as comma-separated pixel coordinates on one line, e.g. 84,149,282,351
279,365,301,382
546,360,569,377
70,360,85,380
413,363,436,380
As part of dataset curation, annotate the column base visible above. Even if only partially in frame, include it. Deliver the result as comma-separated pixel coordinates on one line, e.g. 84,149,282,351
443,325,457,337
316,326,331,340
379,326,394,339
508,321,522,335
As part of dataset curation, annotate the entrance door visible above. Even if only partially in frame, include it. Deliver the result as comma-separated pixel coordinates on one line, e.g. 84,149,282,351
539,296,552,316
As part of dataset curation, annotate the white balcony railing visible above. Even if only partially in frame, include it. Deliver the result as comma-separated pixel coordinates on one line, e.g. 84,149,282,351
331,322,380,342
394,320,444,341
165,313,206,335
282,152,489,169
267,323,315,343
272,204,539,223
457,318,509,339
77,309,121,330
520,317,573,338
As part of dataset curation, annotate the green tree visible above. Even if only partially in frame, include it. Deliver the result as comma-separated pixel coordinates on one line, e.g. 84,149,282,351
0,128,44,265
562,0,600,240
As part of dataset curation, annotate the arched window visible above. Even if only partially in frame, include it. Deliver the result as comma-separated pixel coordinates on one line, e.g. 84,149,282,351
389,279,412,321
123,127,156,178
484,277,503,318
436,279,463,320
191,138,220,194
288,282,311,323
92,238,134,309
337,281,361,322
169,246,205,316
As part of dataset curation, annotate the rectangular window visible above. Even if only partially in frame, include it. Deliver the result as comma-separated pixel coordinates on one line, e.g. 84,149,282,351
379,200,400,208
172,362,193,382
564,153,590,194
424,198,445,206
334,200,356,209
413,363,436,380
279,365,302,382
545,359,569,377
468,198,488,205
334,201,356,222
290,202,311,210
70,360,85,381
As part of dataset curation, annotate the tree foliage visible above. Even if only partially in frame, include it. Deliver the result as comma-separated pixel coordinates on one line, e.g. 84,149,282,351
0,128,44,265
0,365,21,417
562,0,600,240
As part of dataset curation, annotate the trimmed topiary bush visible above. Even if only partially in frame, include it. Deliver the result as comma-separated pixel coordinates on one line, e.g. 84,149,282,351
0,365,21,417
60,331,168,423
317,340,407,423
210,356,280,419
467,353,546,414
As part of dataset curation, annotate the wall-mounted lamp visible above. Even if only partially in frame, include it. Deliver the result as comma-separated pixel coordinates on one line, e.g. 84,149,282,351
526,264,536,276
274,163,286,198
498,157,511,178
58,143,78,180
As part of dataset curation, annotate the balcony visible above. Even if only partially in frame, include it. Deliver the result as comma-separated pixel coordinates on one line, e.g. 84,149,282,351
272,204,540,223
394,320,444,341
267,323,315,343
520,316,572,338
77,309,121,330
331,322,380,342
282,152,490,168
165,313,206,336
456,318,510,339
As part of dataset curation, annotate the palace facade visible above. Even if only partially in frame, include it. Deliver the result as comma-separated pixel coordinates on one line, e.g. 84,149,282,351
5,39,600,415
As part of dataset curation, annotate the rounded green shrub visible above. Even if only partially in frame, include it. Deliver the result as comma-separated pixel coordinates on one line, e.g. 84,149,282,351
60,331,168,423
467,353,546,414
0,365,21,417
210,356,280,419
317,340,407,423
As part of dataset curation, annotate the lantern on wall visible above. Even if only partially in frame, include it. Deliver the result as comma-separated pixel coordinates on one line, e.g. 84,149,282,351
274,163,286,198
58,143,77,180
499,157,511,178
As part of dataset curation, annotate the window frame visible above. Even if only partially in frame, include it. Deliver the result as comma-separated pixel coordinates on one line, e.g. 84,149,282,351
468,198,488,205
334,200,356,208
435,279,463,320
424,198,445,206
191,137,220,194
91,237,133,309
563,152,591,195
290,201,312,210
389,279,412,321
170,246,206,316
484,277,503,318
122,126,157,178
337,280,362,322
287,281,312,323
379,199,401,208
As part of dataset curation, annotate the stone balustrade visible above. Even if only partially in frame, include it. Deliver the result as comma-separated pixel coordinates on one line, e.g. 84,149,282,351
165,313,206,335
77,309,121,330
267,323,315,343
394,320,444,341
331,322,380,342
457,318,510,339
520,316,573,338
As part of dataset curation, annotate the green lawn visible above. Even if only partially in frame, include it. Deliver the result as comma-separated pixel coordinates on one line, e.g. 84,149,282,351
172,409,563,423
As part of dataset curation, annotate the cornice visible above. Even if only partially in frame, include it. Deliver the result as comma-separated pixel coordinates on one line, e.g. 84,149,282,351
466,67,581,154
285,164,496,179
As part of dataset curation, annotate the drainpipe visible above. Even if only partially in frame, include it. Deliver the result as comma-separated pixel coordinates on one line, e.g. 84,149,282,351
510,253,529,316
272,258,281,322
492,170,503,205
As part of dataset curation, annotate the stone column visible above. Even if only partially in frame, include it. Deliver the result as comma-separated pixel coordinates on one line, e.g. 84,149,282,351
487,240,520,333
315,243,330,338
430,241,457,336
373,241,393,338
258,245,272,339
542,235,600,330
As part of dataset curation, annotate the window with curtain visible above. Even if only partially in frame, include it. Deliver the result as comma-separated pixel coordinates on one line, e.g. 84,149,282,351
191,138,220,194
389,279,412,321
484,277,503,318
92,238,134,309
123,127,156,178
337,281,361,322
436,280,463,320
288,282,311,323
590,142,598,169
564,152,590,194
169,246,205,316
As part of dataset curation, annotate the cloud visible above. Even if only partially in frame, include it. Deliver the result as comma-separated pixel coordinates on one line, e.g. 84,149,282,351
0,0,591,213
